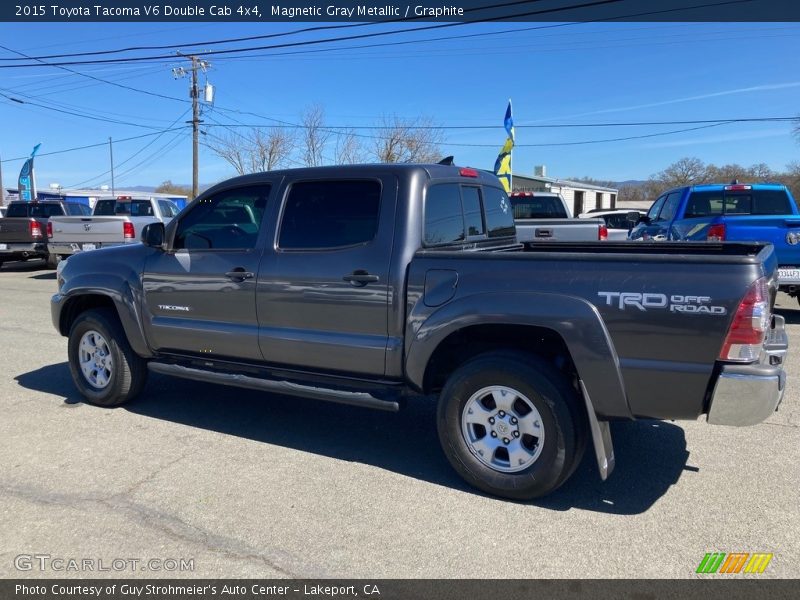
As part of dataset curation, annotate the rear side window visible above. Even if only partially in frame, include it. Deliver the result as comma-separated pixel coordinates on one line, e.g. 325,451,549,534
6,203,30,218
509,195,568,219
483,187,515,238
424,184,465,246
279,180,380,250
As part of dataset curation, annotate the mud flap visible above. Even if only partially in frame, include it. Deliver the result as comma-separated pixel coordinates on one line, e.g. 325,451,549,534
580,380,616,481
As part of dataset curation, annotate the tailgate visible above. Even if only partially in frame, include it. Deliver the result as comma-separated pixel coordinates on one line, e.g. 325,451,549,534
725,216,800,281
0,218,37,243
515,218,603,242
50,216,130,243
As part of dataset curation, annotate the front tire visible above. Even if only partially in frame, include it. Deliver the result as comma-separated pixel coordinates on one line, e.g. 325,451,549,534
437,352,586,500
67,308,147,406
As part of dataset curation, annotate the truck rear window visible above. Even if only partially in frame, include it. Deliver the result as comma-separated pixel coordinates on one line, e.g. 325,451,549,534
94,199,154,216
5,203,64,218
509,196,568,219
684,189,792,217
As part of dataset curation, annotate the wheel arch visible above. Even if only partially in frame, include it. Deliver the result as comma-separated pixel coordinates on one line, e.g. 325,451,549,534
58,279,152,359
406,292,632,420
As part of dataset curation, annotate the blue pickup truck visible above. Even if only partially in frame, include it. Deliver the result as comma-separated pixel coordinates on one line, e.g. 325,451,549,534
629,182,800,302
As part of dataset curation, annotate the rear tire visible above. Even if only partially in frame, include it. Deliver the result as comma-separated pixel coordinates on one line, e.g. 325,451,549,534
437,351,586,500
67,308,147,406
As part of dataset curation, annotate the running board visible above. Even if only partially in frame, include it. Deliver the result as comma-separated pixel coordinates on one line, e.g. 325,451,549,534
148,362,400,412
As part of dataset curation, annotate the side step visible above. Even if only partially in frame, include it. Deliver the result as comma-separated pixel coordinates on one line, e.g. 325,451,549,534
148,362,400,412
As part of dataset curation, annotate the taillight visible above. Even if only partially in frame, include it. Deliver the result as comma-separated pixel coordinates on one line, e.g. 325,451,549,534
598,224,608,241
707,223,726,241
719,277,770,362
123,222,135,239
29,219,43,239
459,167,479,178
47,221,53,239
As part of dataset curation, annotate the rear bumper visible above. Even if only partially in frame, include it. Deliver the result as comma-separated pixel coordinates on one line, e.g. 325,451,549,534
707,315,788,426
48,241,126,256
0,242,48,259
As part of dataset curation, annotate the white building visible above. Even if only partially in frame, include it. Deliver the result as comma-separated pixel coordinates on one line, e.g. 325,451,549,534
511,166,619,217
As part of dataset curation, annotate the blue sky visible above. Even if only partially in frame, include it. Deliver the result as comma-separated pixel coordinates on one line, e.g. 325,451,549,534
0,20,799,190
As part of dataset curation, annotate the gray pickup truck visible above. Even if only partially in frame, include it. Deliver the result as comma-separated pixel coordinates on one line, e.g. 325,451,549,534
51,164,788,499
510,191,607,242
0,200,92,269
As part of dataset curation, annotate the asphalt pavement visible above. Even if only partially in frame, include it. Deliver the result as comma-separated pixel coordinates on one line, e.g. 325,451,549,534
0,259,797,578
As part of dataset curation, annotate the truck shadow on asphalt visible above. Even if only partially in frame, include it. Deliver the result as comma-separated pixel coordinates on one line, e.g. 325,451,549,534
17,363,690,515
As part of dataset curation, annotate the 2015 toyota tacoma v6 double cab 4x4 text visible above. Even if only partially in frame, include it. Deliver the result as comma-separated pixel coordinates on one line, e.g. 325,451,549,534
51,164,788,499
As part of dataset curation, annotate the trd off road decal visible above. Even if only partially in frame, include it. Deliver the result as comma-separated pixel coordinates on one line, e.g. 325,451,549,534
598,292,727,315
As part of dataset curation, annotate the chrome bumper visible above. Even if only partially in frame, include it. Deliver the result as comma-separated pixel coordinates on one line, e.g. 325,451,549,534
707,315,788,426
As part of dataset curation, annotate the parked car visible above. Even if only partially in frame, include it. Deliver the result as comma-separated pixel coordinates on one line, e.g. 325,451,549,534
0,200,91,269
48,196,180,260
579,208,644,241
52,164,787,500
629,182,800,303
510,191,607,242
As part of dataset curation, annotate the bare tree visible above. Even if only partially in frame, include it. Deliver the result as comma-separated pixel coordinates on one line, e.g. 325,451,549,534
206,130,248,175
371,115,445,163
207,127,294,175
301,104,332,167
249,127,294,172
334,129,365,165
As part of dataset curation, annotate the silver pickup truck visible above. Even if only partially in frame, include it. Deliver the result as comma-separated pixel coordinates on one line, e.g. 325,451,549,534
48,197,179,259
511,191,607,242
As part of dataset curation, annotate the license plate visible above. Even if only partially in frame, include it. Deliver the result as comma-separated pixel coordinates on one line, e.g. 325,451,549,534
0,243,7,250
778,268,800,281
82,243,97,251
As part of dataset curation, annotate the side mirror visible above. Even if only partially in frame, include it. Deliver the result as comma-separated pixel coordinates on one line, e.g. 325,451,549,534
141,222,165,249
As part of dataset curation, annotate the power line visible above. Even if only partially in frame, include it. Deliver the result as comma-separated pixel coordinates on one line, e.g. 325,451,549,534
0,126,189,164
0,88,169,129
204,116,798,130
0,43,187,103
0,1,563,62
0,1,640,68
0,0,753,69
446,122,732,146
67,109,192,188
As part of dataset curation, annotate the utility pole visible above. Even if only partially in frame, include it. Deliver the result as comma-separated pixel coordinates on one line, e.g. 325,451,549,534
108,137,115,196
0,155,4,206
190,56,199,200
173,55,208,200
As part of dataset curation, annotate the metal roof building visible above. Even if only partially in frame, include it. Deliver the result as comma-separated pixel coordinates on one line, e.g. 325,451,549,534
512,166,619,217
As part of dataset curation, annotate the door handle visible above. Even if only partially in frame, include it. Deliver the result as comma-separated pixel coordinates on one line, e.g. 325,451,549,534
343,270,379,286
225,268,254,281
